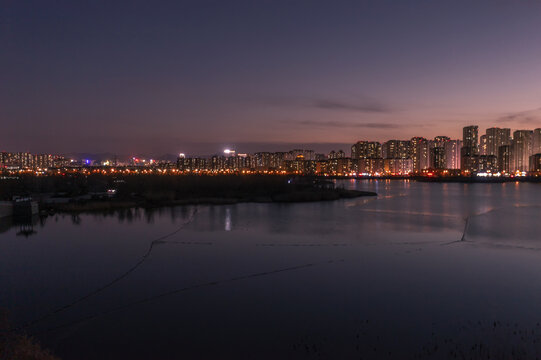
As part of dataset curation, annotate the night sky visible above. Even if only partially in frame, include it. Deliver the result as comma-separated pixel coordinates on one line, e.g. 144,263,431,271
2,0,541,156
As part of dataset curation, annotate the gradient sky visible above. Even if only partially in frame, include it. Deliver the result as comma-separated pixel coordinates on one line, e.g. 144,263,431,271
2,0,541,156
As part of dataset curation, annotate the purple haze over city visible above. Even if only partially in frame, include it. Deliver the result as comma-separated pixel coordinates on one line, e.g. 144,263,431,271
2,0,541,156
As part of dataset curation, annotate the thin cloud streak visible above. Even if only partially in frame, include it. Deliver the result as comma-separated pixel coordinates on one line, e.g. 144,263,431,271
262,96,394,113
313,99,392,113
495,107,541,125
294,120,401,129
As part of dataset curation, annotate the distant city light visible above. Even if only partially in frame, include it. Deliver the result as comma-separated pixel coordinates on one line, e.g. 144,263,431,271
1,124,540,177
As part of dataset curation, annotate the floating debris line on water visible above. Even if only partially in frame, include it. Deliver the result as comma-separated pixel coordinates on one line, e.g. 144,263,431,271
256,243,351,247
460,216,470,242
442,207,500,246
12,207,200,333
357,208,460,218
441,217,471,246
32,259,345,335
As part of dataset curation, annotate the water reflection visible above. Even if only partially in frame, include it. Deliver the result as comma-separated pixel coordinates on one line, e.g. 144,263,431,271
1,181,541,359
0,215,42,237
0,181,539,245
70,214,81,225
225,208,232,231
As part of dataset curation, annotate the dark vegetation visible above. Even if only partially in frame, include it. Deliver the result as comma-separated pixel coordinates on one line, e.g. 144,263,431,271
0,174,109,200
0,175,376,212
0,311,59,360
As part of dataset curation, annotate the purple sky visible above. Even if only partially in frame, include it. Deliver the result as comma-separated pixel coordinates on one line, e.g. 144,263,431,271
1,0,541,156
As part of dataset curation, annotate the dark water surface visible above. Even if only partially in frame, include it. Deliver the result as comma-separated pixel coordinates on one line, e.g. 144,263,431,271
2,180,541,359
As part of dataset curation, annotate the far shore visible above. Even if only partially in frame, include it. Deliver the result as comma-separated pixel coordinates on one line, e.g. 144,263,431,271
316,175,541,183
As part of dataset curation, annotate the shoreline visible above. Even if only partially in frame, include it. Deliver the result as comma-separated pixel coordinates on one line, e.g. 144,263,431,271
41,189,377,214
317,175,541,183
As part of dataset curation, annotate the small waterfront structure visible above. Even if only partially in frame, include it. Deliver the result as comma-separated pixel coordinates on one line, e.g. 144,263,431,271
12,197,39,217
0,201,13,218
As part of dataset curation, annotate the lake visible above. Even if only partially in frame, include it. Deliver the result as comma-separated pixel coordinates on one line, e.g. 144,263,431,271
2,179,541,359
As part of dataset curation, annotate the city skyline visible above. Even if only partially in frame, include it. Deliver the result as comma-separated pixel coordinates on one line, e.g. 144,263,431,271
2,1,541,154
3,124,541,176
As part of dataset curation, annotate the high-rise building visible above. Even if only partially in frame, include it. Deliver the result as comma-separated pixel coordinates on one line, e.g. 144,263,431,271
329,150,346,159
533,128,541,155
177,157,208,172
486,127,511,157
444,140,462,169
418,139,434,170
382,140,410,159
254,152,286,169
383,158,413,174
498,145,511,174
480,135,487,156
52,155,70,168
463,125,479,153
461,154,479,174
432,146,446,169
254,152,272,169
432,136,451,169
530,153,541,173
16,152,34,169
33,154,53,169
409,137,425,172
511,130,533,172
0,152,18,167
335,158,351,174
461,125,479,172
351,141,382,159
478,155,498,173
356,158,384,174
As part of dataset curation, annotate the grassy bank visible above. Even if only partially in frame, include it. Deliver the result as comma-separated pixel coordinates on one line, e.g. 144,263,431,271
0,312,59,360
45,188,376,213
0,174,376,213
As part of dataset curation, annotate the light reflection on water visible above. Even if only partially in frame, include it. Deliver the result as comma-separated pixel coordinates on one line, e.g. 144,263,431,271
225,208,232,231
1,180,541,359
